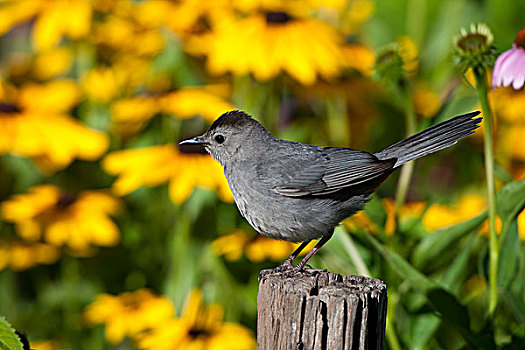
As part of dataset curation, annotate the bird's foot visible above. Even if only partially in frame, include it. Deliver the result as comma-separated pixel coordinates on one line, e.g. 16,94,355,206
259,260,295,278
259,262,326,279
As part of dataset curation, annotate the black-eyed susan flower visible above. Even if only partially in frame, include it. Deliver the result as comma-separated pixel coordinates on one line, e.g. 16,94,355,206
0,80,109,171
91,9,165,57
158,86,233,123
341,43,375,76
490,87,525,124
111,85,233,133
1,185,122,253
137,289,255,350
102,144,233,203
84,289,175,344
343,199,426,236
32,47,74,80
0,241,60,271
492,28,525,90
421,193,525,240
211,229,316,263
412,82,441,118
422,194,486,231
185,4,346,85
0,0,92,51
81,67,124,103
18,80,80,113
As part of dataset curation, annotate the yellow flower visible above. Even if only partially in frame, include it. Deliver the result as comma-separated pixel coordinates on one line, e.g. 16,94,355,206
422,194,525,240
490,87,525,124
30,340,59,350
0,241,60,271
1,185,122,253
397,35,419,75
500,125,525,162
0,80,109,170
211,229,316,262
34,0,91,50
138,289,255,350
245,237,316,263
84,289,175,344
18,80,80,113
0,0,92,51
186,12,345,85
158,86,234,123
0,1,42,37
344,199,426,235
343,210,378,234
32,47,74,80
92,12,165,57
211,230,251,261
82,67,123,103
111,85,233,133
313,0,375,34
341,44,375,76
0,110,109,171
110,96,159,134
103,144,233,203
382,198,426,235
413,82,441,118
422,194,486,231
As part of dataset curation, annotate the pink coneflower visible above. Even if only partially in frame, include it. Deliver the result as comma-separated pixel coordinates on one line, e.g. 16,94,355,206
492,28,525,90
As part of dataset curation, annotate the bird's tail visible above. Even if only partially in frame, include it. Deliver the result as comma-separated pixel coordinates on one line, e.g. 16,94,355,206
374,111,482,168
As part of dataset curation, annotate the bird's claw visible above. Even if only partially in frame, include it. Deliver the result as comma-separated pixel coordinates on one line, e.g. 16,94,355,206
259,261,294,278
259,262,326,279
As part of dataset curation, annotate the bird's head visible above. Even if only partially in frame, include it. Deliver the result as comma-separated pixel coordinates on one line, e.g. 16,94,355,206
179,110,272,165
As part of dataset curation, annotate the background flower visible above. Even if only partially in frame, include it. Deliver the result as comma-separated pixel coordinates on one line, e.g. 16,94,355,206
492,28,525,90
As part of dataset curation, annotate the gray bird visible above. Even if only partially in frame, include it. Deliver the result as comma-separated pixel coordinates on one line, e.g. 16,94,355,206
180,110,481,273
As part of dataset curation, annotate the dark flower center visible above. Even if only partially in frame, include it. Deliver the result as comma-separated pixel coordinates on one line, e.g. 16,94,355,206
56,192,77,209
265,11,292,24
457,33,487,52
514,28,525,49
188,327,211,339
0,102,21,114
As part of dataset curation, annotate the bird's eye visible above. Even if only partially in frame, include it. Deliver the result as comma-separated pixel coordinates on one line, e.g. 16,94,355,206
214,134,225,144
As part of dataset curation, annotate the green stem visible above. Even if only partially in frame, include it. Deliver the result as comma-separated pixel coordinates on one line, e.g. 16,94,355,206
339,229,370,276
386,291,402,350
474,69,498,315
395,84,417,210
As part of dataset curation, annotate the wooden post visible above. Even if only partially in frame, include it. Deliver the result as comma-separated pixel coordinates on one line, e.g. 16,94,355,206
257,270,387,350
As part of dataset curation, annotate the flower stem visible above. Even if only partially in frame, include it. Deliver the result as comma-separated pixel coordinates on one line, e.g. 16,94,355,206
474,69,498,315
395,84,417,210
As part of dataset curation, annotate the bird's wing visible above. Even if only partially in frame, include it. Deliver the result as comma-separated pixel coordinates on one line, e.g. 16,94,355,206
273,148,396,197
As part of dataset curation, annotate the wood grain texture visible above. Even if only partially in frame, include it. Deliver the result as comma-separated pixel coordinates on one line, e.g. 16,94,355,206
257,270,387,350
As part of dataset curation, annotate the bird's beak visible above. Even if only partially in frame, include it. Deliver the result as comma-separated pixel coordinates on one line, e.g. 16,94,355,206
179,136,209,145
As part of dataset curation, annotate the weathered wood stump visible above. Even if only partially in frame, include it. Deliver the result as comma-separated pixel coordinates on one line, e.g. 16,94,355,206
257,270,387,350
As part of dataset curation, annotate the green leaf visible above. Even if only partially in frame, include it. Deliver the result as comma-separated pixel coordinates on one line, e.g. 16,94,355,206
412,213,486,269
410,313,441,350
496,180,525,245
363,234,495,349
363,232,438,294
497,220,519,290
440,233,478,294
495,180,525,219
0,316,24,350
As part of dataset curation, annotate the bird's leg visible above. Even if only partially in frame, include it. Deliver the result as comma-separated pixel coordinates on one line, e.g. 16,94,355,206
260,240,311,277
293,233,333,272
281,240,311,267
